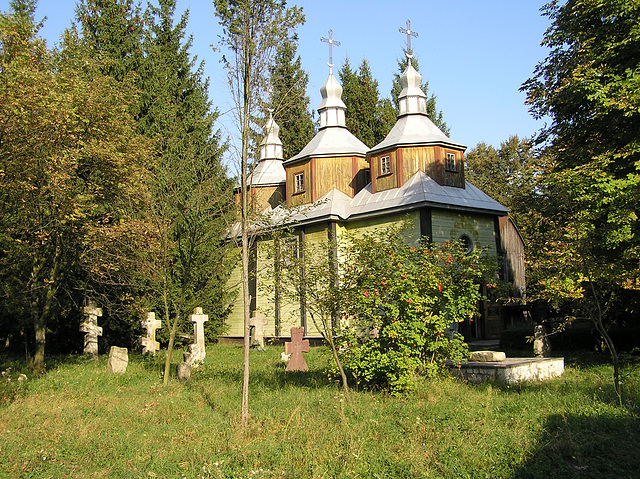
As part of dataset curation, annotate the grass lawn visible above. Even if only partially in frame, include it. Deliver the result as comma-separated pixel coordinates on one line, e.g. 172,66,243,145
1,345,639,478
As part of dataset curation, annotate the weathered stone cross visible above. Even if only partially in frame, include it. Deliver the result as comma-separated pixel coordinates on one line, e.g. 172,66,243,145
320,29,341,68
140,312,162,356
399,19,419,54
284,327,309,372
80,300,103,357
249,311,268,348
186,307,208,366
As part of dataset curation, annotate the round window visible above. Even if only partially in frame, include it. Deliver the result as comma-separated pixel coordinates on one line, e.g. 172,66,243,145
459,235,473,254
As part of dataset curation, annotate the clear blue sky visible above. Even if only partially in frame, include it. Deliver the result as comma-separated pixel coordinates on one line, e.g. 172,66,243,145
2,0,551,158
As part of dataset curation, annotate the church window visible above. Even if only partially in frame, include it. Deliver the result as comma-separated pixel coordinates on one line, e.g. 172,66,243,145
380,155,391,175
445,153,458,172
294,172,305,193
459,234,473,254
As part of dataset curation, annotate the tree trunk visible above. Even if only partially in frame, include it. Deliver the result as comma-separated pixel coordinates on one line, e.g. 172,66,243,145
240,21,252,427
588,280,621,403
30,240,62,374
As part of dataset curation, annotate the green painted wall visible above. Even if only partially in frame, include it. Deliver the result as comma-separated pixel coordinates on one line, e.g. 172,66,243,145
343,211,420,246
225,248,244,337
431,210,497,254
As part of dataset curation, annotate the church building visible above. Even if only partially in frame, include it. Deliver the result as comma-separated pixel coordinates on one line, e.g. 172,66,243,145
224,26,525,342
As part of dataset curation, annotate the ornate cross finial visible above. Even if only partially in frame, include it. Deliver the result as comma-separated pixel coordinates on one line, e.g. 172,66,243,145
399,19,418,56
320,29,341,68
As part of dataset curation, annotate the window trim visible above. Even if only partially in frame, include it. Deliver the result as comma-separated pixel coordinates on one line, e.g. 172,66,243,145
445,152,458,172
293,172,305,194
379,155,392,176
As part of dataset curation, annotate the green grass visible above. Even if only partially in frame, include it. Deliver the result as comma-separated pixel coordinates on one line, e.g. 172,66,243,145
1,346,639,478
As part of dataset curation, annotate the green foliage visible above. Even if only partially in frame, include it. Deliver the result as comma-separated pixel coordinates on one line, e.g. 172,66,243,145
267,34,315,159
0,2,152,370
74,0,144,82
1,347,639,478
521,0,640,398
391,48,450,136
339,57,395,147
338,230,494,394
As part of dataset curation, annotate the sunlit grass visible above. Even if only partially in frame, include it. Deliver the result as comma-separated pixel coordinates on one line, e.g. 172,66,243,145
1,345,638,478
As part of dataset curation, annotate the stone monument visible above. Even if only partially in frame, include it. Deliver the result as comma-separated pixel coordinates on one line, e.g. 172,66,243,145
140,312,162,356
107,346,128,374
249,311,268,348
184,307,208,367
284,327,309,372
80,300,103,357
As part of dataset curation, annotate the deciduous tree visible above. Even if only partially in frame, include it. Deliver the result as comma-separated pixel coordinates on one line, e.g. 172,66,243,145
214,0,303,427
521,0,640,400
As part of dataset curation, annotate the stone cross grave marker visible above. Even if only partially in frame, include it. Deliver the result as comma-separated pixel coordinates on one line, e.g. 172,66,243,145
80,300,103,356
185,307,208,366
284,327,309,372
249,311,268,348
140,312,162,356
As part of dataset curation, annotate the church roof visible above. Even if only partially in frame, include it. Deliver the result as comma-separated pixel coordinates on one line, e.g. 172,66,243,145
273,170,507,226
248,112,285,186
370,59,465,154
285,126,369,164
249,159,285,186
285,68,368,165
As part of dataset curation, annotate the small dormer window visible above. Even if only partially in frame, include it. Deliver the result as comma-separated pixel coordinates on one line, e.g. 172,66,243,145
445,153,458,172
294,172,305,193
380,155,391,175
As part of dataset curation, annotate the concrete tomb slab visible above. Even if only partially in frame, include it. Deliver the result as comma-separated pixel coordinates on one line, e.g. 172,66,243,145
249,311,268,348
469,351,507,362
185,307,208,367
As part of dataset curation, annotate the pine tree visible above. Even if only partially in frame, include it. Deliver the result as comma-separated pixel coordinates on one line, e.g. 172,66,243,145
74,0,144,82
268,34,314,159
139,0,233,385
339,58,393,147
391,47,449,136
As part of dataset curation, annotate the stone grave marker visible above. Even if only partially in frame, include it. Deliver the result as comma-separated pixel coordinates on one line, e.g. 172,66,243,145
140,312,162,356
249,311,268,348
184,307,208,367
176,362,191,381
80,300,103,357
284,327,309,372
533,324,550,357
107,346,128,374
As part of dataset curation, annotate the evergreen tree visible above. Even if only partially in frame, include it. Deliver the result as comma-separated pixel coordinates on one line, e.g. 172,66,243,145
391,48,449,136
339,57,394,147
267,34,314,159
74,0,144,82
140,0,233,384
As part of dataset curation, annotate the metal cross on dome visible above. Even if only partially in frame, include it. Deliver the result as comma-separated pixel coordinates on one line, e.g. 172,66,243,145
399,19,418,55
320,29,341,68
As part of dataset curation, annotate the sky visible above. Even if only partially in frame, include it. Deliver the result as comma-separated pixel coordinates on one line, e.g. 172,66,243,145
2,0,552,163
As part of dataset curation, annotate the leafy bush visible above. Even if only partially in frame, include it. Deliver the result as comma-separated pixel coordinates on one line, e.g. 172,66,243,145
336,230,496,394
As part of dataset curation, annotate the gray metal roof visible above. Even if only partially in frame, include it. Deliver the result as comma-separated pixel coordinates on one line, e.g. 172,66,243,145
249,159,286,186
285,126,369,165
370,113,466,154
267,170,507,227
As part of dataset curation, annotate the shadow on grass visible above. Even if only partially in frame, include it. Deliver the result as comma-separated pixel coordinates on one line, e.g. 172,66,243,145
511,413,640,479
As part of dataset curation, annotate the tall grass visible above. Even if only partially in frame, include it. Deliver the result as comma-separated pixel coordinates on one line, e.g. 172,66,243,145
1,346,638,478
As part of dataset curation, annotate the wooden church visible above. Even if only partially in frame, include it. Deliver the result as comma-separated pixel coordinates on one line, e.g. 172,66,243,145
224,27,526,342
